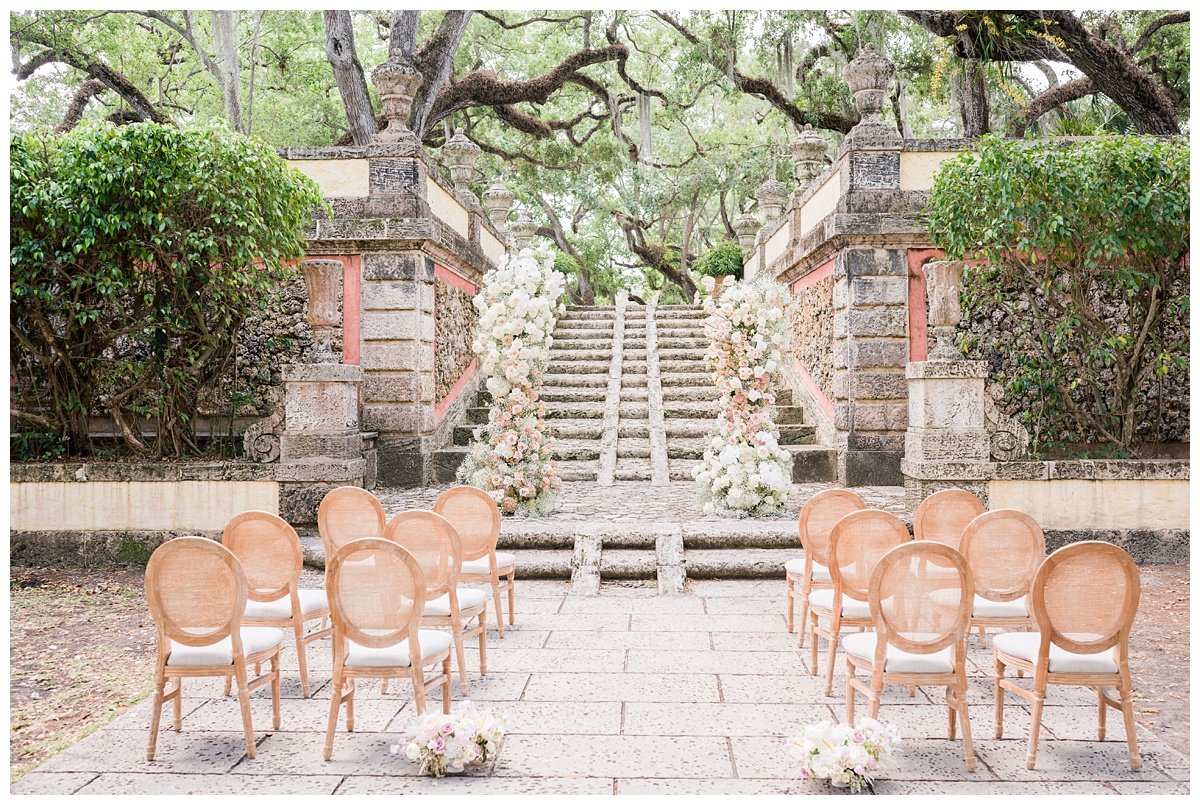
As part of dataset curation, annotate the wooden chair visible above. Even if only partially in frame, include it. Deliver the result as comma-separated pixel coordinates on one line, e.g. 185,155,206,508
434,485,515,637
808,509,912,696
959,509,1045,644
144,537,282,761
844,541,976,771
317,487,387,580
222,511,331,698
994,541,1142,771
324,537,452,761
784,489,866,644
914,488,986,549
385,510,488,693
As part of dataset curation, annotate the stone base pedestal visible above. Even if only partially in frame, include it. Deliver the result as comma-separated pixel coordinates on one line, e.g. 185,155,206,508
901,359,992,515
279,363,366,524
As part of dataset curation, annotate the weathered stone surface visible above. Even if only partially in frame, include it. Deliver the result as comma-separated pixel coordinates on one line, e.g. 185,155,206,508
846,306,907,337
845,449,903,486
361,252,434,282
360,310,434,341
851,275,907,305
359,342,434,372
904,428,990,462
434,279,479,403
838,247,906,278
847,338,909,368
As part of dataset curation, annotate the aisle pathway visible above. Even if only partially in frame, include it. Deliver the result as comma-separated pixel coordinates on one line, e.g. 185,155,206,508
14,579,1188,795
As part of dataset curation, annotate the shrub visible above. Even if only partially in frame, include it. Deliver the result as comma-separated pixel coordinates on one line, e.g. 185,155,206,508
926,135,1189,455
693,240,745,280
11,122,324,457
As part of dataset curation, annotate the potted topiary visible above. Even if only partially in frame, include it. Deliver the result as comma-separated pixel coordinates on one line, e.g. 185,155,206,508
693,240,745,299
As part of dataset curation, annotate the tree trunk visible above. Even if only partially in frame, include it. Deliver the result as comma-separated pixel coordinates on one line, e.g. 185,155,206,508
958,59,990,137
211,11,244,133
323,10,377,145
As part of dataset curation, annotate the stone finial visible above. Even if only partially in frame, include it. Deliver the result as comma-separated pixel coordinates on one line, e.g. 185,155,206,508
482,181,515,233
370,57,423,145
922,260,966,361
442,127,482,205
298,258,344,363
733,212,760,251
754,177,787,223
844,43,901,146
788,124,829,191
508,209,537,250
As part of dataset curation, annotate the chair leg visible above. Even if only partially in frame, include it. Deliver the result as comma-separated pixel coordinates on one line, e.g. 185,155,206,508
845,660,856,725
172,680,182,730
441,656,453,714
146,666,166,761
323,674,343,761
223,674,232,697
868,675,883,719
1026,692,1045,770
491,576,505,638
808,612,820,675
954,685,976,772
411,665,427,714
381,678,389,695
233,661,256,760
270,653,281,731
1118,680,1142,771
346,679,356,733
947,686,957,739
478,612,488,676
506,572,516,625
1098,686,1108,741
293,619,310,699
797,593,810,649
785,578,794,633
994,658,1006,739
823,632,839,697
452,617,470,693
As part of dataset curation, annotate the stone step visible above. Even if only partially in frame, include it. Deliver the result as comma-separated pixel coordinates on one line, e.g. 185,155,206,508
659,360,709,373
616,442,652,458
622,363,647,375
656,348,708,360
544,404,605,419
554,439,602,460
551,340,614,351
619,403,649,419
777,405,805,425
776,388,793,406
542,387,608,403
684,548,798,579
786,444,838,483
548,360,613,373
682,525,798,550
620,387,649,401
665,439,707,459
432,446,469,482
661,387,718,403
668,459,701,481
778,423,817,445
301,536,574,578
556,459,600,482
547,420,604,439
662,402,719,418
555,321,613,331
599,549,657,580
544,373,608,388
613,465,652,482
559,312,616,321
660,372,711,387
662,420,717,438
452,425,479,446
548,349,614,362
618,422,650,439
656,338,708,350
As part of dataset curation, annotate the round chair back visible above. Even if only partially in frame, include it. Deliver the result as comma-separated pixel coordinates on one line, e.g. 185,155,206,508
871,540,973,655
318,487,386,558
145,537,246,647
799,489,867,567
1033,541,1140,655
384,510,462,599
434,485,501,562
914,488,985,549
829,509,912,603
326,538,424,650
959,509,1045,604
222,511,302,603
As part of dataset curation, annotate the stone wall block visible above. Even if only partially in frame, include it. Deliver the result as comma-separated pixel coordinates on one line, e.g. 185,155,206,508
363,402,436,434
360,341,434,372
361,281,420,311
832,280,849,310
908,377,986,430
850,371,908,400
904,428,989,462
851,276,908,306
362,252,434,282
362,374,429,404
368,157,424,194
847,151,900,189
846,307,907,338
832,311,848,339
839,247,906,278
360,310,433,341
847,339,908,369
849,401,908,431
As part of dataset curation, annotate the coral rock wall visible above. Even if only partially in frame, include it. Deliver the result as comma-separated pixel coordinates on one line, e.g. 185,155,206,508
435,279,478,402
793,274,835,403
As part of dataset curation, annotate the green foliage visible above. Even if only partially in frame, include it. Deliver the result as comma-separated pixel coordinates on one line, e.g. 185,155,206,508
693,240,746,279
10,428,66,461
10,122,325,457
928,134,1189,455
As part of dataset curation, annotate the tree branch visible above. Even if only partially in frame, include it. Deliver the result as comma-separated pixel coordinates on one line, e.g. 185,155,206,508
1007,77,1095,137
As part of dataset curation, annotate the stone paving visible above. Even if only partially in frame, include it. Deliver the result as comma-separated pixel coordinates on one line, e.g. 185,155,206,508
13,579,1189,795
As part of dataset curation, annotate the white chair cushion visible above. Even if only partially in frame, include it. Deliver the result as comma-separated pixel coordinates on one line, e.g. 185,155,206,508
345,630,454,669
461,552,516,575
842,632,955,674
993,632,1119,674
167,627,284,666
783,558,832,583
973,594,1029,619
807,588,870,619
424,587,489,616
244,588,328,620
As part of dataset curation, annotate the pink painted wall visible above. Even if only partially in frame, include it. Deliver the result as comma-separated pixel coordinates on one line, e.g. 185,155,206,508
906,248,942,363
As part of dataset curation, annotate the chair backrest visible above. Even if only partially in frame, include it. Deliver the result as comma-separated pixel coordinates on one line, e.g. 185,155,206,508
798,488,867,566
383,510,462,599
870,541,973,656
145,537,246,648
1032,541,1140,656
829,509,912,603
914,488,986,549
959,509,1045,603
222,511,302,603
318,487,386,558
326,537,424,650
434,485,501,562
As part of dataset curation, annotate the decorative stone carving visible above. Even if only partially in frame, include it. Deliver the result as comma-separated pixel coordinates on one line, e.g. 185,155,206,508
733,212,760,251
442,127,482,206
754,177,787,223
789,124,829,191
370,57,423,145
298,258,344,363
922,260,965,361
242,410,282,463
984,381,1030,461
482,181,515,233
509,209,537,250
844,44,901,146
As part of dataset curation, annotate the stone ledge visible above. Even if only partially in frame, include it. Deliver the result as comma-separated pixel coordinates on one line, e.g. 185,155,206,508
10,461,279,483
991,458,1190,481
900,458,993,480
906,360,989,379
281,363,363,383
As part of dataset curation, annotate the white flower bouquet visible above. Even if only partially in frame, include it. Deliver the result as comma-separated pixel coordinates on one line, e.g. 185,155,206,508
458,248,567,515
391,700,507,778
787,718,901,793
693,277,795,516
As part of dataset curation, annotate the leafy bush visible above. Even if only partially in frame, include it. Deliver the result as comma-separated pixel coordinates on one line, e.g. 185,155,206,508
693,240,745,279
927,135,1189,455
11,122,324,457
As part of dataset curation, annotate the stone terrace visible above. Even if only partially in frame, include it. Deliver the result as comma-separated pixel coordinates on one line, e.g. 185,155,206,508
13,578,1188,795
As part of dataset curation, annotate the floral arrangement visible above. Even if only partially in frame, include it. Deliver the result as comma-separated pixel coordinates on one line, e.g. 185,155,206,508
692,277,795,516
392,700,507,777
457,248,567,515
787,718,901,793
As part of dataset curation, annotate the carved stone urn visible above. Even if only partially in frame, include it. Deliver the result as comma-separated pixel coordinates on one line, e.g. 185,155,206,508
788,124,829,192
844,44,901,146
298,258,344,363
923,260,966,361
754,177,788,223
442,127,482,205
508,210,537,251
370,57,423,145
482,181,515,233
733,212,760,251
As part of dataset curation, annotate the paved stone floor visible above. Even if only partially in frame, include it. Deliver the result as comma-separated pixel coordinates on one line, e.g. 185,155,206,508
12,579,1189,795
